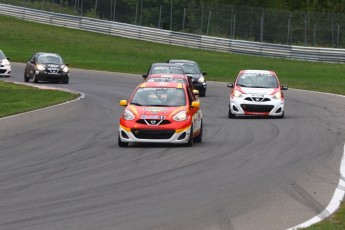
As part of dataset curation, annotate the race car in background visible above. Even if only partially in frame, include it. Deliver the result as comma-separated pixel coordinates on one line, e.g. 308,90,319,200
227,70,288,118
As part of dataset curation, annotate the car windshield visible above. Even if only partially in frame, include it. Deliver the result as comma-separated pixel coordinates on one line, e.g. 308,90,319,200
0,51,6,59
150,66,184,75
131,87,186,107
38,54,63,64
236,73,279,88
174,63,200,74
146,77,186,84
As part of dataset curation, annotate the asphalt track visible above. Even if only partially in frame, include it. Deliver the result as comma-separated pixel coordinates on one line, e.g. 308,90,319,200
0,63,344,230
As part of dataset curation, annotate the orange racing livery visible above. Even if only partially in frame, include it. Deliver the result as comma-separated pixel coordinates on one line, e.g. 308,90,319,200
118,81,203,147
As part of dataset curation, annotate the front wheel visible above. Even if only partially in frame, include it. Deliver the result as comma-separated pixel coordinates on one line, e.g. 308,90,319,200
33,73,39,83
228,104,235,119
24,73,29,82
185,126,194,147
277,111,284,119
118,135,128,147
194,121,203,143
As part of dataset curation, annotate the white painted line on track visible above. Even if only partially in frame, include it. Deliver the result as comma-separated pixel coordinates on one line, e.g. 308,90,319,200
286,143,345,230
0,81,85,121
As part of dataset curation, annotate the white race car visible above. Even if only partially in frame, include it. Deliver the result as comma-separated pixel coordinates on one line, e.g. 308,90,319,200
227,70,288,118
0,50,11,77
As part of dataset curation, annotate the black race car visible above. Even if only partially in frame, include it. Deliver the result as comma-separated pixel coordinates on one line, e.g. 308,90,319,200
167,59,207,97
24,52,70,84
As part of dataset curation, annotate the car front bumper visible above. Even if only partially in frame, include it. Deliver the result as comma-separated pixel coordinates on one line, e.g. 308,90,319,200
0,66,11,77
119,124,192,144
36,70,69,82
230,97,284,117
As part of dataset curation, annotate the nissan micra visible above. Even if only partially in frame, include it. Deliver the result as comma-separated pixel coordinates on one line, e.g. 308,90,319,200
118,81,203,147
227,70,288,118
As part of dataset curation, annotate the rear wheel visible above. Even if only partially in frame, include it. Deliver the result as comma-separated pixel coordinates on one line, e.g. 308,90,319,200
118,135,128,147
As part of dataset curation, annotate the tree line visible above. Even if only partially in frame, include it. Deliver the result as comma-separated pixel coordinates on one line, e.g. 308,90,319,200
66,0,345,14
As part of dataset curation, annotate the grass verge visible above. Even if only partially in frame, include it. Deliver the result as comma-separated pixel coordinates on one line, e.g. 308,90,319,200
0,81,78,118
1,15,345,96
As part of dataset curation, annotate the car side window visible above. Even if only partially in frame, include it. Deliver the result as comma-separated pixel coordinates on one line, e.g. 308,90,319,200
186,86,195,104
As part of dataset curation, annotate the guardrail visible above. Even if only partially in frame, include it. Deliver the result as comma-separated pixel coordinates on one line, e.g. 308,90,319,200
1,3,345,63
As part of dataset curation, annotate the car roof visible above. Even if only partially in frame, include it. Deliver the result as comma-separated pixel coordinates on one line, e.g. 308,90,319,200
239,70,276,75
138,81,186,89
146,73,188,79
151,63,182,67
35,52,61,56
168,59,197,64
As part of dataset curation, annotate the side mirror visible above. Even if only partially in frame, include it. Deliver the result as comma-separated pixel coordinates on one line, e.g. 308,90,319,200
30,60,35,64
6,57,10,61
227,83,234,88
119,100,127,106
202,71,207,75
193,89,199,95
191,101,200,108
142,74,148,79
65,63,69,66
281,85,288,90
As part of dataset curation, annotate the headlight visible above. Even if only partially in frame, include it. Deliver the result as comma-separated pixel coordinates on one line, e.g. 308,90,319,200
233,89,243,98
3,60,10,66
123,109,135,120
62,65,69,72
173,111,187,121
36,64,45,71
198,76,205,83
273,91,282,99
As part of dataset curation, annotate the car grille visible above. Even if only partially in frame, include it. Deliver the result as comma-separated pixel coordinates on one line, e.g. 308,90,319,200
241,104,274,113
0,69,7,73
136,119,171,125
46,69,61,74
244,97,270,102
131,129,175,139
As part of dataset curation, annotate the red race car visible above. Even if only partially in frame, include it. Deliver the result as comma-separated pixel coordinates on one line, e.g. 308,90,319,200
118,81,203,147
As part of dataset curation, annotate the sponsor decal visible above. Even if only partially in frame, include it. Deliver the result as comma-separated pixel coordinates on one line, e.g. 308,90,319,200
141,115,165,119
143,107,167,113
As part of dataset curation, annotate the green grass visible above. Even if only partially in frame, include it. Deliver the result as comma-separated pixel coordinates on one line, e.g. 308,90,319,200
1,15,345,95
0,81,78,118
0,14,344,228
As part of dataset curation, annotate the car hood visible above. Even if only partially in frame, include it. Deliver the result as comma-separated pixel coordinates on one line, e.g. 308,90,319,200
186,73,202,79
240,87,276,95
129,105,186,119
40,63,65,68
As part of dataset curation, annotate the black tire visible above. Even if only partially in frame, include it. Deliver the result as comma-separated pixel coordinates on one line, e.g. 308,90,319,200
199,90,206,97
63,79,69,84
118,135,128,147
277,111,284,119
185,126,194,147
228,104,235,119
24,73,29,82
194,121,203,143
33,73,38,83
